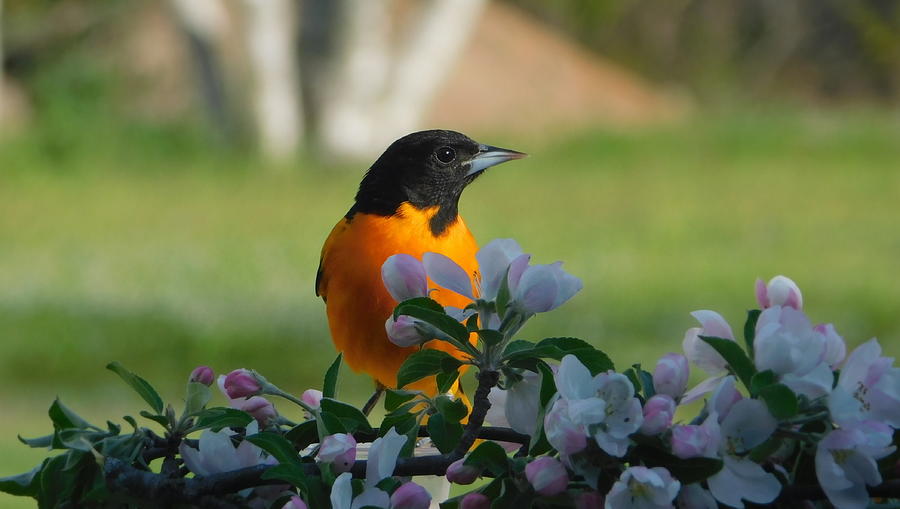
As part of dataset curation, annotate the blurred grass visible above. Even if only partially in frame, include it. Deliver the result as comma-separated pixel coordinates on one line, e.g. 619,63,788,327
2,110,900,506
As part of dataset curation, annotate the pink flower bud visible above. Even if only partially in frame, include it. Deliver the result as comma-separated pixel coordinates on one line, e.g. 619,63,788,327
223,369,262,399
653,353,689,398
640,394,676,435
382,254,428,303
460,493,491,509
317,433,357,473
575,491,604,509
446,458,482,484
756,275,803,310
301,389,323,410
525,457,568,496
282,495,308,509
189,366,215,386
671,422,717,459
236,396,277,425
385,315,429,347
390,482,431,509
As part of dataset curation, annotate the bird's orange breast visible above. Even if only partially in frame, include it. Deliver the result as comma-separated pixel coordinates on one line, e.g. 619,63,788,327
317,203,479,392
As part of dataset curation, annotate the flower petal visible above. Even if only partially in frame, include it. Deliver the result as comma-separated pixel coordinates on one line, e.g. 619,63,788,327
423,252,474,299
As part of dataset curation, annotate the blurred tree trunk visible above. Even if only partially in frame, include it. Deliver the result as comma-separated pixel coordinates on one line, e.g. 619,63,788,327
314,0,487,158
167,0,234,142
241,0,303,160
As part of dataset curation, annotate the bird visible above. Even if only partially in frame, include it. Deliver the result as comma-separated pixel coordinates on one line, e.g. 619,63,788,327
316,130,525,413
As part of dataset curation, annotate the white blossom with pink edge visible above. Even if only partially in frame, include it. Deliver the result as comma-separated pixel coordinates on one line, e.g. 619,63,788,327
815,420,896,509
604,466,680,509
317,433,357,473
652,353,689,399
381,253,429,302
755,275,803,310
349,427,408,509
754,305,836,399
828,338,900,428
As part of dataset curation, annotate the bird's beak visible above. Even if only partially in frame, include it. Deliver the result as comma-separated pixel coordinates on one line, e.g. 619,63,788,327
465,144,527,177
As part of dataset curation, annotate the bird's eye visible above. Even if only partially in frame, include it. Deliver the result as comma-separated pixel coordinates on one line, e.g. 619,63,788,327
435,146,456,164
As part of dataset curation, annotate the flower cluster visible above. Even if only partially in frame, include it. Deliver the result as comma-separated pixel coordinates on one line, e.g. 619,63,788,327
4,237,899,509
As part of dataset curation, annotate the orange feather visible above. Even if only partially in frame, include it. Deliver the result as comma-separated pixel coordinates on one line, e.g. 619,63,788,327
317,203,478,394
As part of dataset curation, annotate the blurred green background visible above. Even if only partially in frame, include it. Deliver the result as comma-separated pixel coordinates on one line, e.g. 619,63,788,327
1,0,899,505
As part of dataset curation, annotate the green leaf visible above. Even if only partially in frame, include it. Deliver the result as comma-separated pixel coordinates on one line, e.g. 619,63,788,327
384,390,419,412
750,370,777,396
698,336,756,390
477,329,504,347
49,399,92,430
396,296,445,315
502,340,535,357
0,463,43,497
139,411,171,428
436,370,460,394
18,434,53,449
184,382,212,416
435,395,468,422
396,349,463,388
623,368,641,394
506,337,614,375
323,354,343,399
463,440,509,476
246,432,303,467
394,302,469,343
759,383,799,419
262,464,308,491
320,398,373,434
319,411,347,434
633,364,655,399
106,362,164,414
427,414,463,454
285,420,319,451
376,476,403,494
743,309,762,357
192,407,253,432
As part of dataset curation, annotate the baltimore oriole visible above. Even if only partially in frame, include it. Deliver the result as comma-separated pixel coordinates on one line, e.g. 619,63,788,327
316,130,524,411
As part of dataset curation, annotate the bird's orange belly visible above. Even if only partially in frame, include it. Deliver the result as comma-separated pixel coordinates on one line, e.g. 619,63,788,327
318,203,479,392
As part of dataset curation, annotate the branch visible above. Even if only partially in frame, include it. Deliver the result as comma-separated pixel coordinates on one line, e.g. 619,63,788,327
453,369,500,459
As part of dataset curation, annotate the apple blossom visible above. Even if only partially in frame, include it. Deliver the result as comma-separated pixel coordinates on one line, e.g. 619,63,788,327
708,375,742,421
511,262,582,314
460,493,491,509
640,394,676,436
282,496,308,509
592,372,644,457
423,252,475,299
301,389,323,410
317,433,357,473
385,315,430,347
348,427,408,509
331,472,353,509
756,275,803,310
671,413,720,459
707,400,781,507
604,466,680,509
217,375,278,425
676,484,718,509
223,369,262,399
828,338,900,428
525,457,569,496
754,305,833,398
179,421,274,478
446,458,482,485
381,253,428,302
816,421,896,509
390,482,431,509
189,365,215,386
653,353,689,399
681,310,737,403
816,323,847,367
486,370,541,436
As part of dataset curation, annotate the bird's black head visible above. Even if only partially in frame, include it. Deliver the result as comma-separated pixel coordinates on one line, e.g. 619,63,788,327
348,130,525,235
